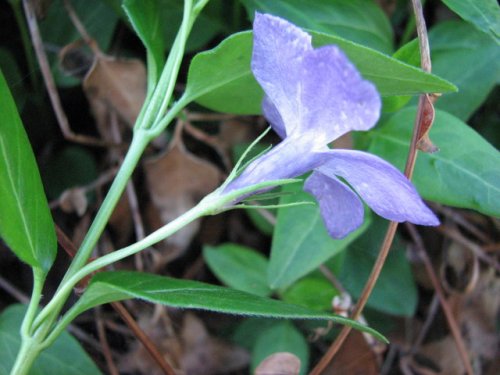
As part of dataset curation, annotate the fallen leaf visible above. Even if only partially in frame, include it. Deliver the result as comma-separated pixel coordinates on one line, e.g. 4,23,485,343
255,352,301,375
416,93,440,153
144,123,222,253
324,330,379,375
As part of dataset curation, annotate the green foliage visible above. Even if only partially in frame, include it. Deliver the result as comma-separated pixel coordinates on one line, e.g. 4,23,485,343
71,271,386,340
251,321,309,374
282,277,338,311
204,243,272,296
428,21,500,120
337,218,418,316
43,146,98,199
441,0,500,42
0,71,56,273
0,305,101,375
185,31,456,114
123,0,165,83
241,0,394,53
367,107,500,217
268,185,371,290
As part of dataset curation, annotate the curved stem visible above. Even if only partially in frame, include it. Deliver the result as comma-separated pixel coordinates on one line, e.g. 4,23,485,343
20,268,45,337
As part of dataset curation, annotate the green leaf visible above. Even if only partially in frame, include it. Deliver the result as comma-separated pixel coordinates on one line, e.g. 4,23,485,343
428,20,500,120
40,0,119,87
123,0,165,82
0,304,101,375
0,71,56,272
282,277,338,311
185,31,457,114
268,185,371,290
337,217,418,316
203,244,272,297
43,146,98,200
441,0,500,43
367,107,500,217
251,321,309,375
72,271,386,341
240,0,394,53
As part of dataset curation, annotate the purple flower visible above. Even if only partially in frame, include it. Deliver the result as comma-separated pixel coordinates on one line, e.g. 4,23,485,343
223,13,439,238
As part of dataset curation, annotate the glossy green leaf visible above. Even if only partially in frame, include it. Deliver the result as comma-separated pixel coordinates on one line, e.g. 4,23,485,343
72,271,386,341
203,244,272,297
40,0,118,87
0,305,101,375
441,0,500,42
367,107,500,217
282,277,338,311
0,71,56,272
185,31,456,114
428,21,500,120
123,0,165,81
241,0,394,53
268,185,371,290
338,218,418,316
251,321,309,375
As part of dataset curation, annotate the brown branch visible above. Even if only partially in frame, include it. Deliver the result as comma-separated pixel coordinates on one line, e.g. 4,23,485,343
55,225,177,375
437,225,500,272
406,224,474,375
95,308,120,375
22,0,119,147
111,302,176,375
310,1,436,373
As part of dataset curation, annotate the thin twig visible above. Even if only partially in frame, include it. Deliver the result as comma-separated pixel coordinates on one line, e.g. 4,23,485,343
310,2,435,373
55,225,177,374
0,274,30,304
22,0,118,147
432,204,492,243
406,224,474,375
95,307,120,375
437,226,500,272
409,293,440,355
111,302,176,375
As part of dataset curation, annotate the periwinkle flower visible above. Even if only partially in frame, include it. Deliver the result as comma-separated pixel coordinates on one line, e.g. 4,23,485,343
224,13,439,238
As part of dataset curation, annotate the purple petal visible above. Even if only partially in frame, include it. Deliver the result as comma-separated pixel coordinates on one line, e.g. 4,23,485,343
252,13,312,137
262,95,286,139
304,171,364,238
223,138,327,193
316,150,439,226
252,13,381,143
299,46,381,140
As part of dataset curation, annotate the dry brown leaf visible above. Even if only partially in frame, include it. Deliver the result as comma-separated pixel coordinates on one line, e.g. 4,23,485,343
83,49,146,130
324,330,379,375
118,310,249,375
419,336,465,375
254,352,301,375
416,93,440,153
180,313,249,375
144,126,222,252
59,187,88,216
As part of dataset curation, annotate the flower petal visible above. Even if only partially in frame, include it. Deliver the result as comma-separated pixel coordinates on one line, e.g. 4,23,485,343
252,13,381,143
224,138,327,193
252,13,312,137
262,95,286,139
304,171,364,238
316,150,439,225
300,46,381,141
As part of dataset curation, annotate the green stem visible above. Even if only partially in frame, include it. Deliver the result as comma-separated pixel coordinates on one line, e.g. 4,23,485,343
10,336,44,375
20,268,45,337
62,132,150,281
35,178,301,334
